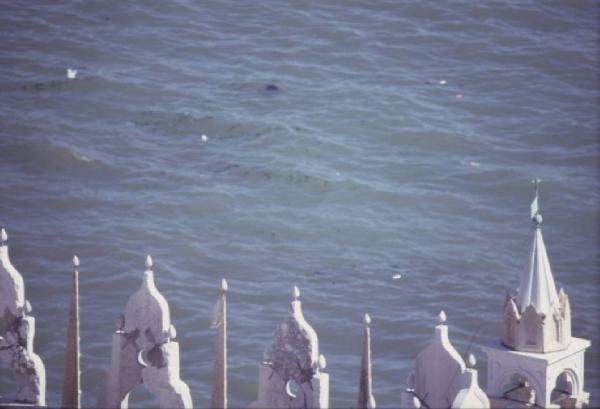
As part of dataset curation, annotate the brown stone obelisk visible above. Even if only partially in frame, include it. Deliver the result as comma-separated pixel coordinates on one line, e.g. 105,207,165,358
358,313,376,409
61,255,81,408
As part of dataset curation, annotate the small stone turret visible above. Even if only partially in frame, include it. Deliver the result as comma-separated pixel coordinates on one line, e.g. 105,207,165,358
484,180,590,408
502,180,571,353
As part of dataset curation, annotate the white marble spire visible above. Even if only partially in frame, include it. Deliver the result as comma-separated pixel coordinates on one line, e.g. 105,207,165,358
516,179,559,315
211,278,228,409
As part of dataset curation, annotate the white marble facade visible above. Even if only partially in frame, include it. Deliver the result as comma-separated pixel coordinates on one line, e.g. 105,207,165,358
0,228,46,406
97,255,192,409
484,182,590,408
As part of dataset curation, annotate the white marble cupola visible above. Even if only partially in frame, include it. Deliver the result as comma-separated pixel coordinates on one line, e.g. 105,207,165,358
483,180,590,408
502,179,571,353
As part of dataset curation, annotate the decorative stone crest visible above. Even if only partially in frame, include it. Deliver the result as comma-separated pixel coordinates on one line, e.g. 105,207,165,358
250,286,329,409
97,255,192,409
0,228,46,406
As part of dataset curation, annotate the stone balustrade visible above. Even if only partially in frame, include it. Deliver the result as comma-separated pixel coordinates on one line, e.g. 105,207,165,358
0,181,592,409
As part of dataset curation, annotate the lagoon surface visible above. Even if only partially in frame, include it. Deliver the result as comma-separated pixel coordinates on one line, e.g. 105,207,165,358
0,1,598,407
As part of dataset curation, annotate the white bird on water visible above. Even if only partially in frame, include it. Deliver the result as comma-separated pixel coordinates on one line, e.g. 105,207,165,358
392,274,402,280
201,134,208,142
67,69,78,79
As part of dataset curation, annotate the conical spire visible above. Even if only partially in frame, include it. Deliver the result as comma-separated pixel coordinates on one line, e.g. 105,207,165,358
516,180,559,315
211,279,228,409
62,255,81,408
358,314,376,409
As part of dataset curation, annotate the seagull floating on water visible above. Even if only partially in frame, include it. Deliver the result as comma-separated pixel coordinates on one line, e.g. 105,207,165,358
201,134,208,142
392,274,402,280
67,69,78,79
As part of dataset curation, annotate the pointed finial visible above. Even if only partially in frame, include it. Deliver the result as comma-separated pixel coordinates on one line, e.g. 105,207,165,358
364,313,371,326
169,324,177,339
531,178,543,226
145,254,153,269
0,227,7,244
72,255,80,269
467,353,476,368
293,285,300,300
438,310,447,323
24,300,32,314
318,354,327,370
221,278,228,292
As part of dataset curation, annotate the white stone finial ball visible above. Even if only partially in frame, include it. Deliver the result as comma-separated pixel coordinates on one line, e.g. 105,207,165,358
318,354,327,370
24,300,32,314
467,353,476,367
293,285,300,300
364,313,371,325
169,324,177,339
145,254,153,269
0,228,7,243
221,278,228,292
467,354,477,368
412,396,421,408
72,255,80,268
438,310,447,323
534,214,543,225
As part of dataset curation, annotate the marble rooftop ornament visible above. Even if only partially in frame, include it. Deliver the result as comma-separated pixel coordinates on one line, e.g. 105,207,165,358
451,354,490,409
402,310,490,409
250,286,329,409
483,180,590,408
210,278,228,409
0,228,46,406
61,255,81,409
412,310,466,408
97,255,192,409
400,374,421,408
357,313,376,409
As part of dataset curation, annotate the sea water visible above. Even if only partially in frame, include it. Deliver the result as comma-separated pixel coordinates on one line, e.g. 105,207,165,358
0,1,598,407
